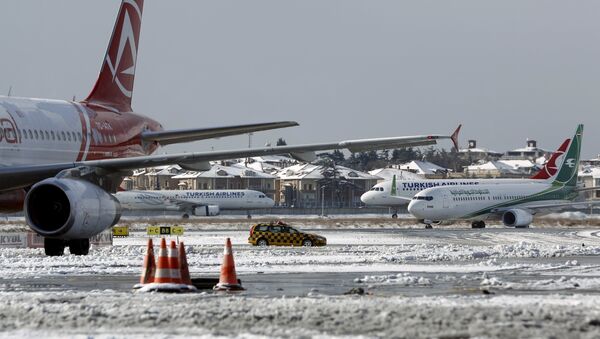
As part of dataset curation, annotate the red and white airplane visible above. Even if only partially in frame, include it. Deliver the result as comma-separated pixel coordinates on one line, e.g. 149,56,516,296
0,0,458,256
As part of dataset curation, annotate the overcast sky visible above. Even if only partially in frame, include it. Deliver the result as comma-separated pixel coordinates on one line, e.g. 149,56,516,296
1,1,599,158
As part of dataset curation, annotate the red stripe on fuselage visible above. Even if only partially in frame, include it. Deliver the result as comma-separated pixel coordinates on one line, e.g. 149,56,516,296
72,103,88,161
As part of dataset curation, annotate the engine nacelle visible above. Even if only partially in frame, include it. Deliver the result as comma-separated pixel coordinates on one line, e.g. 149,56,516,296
193,205,220,216
502,209,533,227
25,178,121,239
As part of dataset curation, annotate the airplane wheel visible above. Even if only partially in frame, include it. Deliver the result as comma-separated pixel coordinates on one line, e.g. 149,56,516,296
44,238,65,256
425,224,433,229
182,213,190,219
69,239,90,255
392,213,398,219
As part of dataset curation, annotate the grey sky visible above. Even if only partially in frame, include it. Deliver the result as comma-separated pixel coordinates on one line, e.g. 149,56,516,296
1,1,599,158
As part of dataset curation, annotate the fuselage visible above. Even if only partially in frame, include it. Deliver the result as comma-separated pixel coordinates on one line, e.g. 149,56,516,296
407,182,575,221
0,96,162,165
0,96,163,211
360,178,540,207
115,189,275,211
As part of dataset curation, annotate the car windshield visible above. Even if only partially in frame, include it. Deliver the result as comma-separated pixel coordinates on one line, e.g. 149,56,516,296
289,227,299,234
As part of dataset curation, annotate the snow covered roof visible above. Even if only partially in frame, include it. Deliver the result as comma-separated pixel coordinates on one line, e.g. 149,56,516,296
397,161,449,175
497,159,537,170
466,161,520,173
369,168,422,180
171,164,275,179
277,164,380,180
458,147,502,155
143,165,182,177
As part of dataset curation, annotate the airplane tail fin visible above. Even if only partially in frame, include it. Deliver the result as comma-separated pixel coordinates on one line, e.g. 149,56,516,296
530,138,570,180
552,124,583,187
83,0,144,112
390,175,397,196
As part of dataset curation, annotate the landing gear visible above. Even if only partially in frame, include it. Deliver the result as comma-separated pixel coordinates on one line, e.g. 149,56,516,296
182,213,190,219
425,224,433,229
68,239,90,255
247,211,252,219
471,221,486,229
44,238,65,256
392,213,398,219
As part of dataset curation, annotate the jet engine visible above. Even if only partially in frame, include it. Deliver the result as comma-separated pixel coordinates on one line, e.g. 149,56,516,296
193,205,220,216
502,209,533,228
25,178,121,239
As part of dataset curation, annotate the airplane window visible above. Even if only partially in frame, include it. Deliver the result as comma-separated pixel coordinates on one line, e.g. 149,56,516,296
413,196,433,201
44,131,49,140
51,131,55,140
259,195,265,198
78,132,82,141
28,130,32,139
34,130,38,139
40,130,44,140
22,129,27,140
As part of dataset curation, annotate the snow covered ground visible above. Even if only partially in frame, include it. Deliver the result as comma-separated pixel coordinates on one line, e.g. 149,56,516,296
0,222,598,337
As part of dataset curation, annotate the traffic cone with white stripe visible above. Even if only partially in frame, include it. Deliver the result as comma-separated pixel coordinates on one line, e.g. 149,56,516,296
168,240,182,284
214,238,244,291
179,241,193,286
133,238,156,289
153,238,172,284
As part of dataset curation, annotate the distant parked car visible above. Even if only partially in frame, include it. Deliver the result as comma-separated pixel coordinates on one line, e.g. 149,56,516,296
248,221,326,247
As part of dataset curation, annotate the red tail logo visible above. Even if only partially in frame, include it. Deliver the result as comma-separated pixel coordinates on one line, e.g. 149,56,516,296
531,139,570,180
84,0,144,112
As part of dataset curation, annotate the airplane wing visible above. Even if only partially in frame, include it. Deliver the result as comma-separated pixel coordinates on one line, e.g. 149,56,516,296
0,129,458,192
141,121,299,146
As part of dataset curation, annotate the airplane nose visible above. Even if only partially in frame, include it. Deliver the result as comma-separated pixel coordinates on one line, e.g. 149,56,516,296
266,198,275,207
407,200,423,218
360,192,372,204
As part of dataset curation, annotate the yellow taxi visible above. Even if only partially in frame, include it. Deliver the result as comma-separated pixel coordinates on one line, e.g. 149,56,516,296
248,221,326,247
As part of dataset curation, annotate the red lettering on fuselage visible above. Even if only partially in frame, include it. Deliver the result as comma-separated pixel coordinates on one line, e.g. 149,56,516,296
0,118,20,144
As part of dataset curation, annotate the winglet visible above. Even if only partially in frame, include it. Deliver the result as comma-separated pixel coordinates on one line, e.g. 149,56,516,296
450,124,461,151
390,175,397,196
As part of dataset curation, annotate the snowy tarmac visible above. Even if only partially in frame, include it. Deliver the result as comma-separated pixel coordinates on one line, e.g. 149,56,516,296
0,223,599,337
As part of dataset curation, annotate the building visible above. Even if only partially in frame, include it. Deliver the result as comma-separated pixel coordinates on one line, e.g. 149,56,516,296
459,139,503,162
171,163,276,197
578,167,600,200
276,163,381,208
129,165,183,190
504,139,549,160
395,160,450,177
369,167,422,182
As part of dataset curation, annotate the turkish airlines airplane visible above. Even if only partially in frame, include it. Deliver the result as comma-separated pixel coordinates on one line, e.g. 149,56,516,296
115,189,275,218
0,0,458,256
360,138,570,218
408,125,595,229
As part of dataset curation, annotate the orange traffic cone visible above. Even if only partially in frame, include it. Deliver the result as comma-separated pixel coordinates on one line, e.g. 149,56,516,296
179,241,193,286
214,238,244,291
168,240,182,284
134,238,156,288
153,238,172,284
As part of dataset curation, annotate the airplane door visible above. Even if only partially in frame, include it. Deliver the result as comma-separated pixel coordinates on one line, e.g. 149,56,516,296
443,194,449,208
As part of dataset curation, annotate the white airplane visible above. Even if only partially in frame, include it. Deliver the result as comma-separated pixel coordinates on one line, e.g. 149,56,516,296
0,0,459,256
360,139,568,218
408,125,595,229
115,189,274,218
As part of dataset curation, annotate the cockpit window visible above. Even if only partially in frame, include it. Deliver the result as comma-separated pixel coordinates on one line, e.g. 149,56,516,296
412,196,433,201
259,195,265,198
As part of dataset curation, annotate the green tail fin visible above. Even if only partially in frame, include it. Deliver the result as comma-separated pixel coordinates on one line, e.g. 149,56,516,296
391,175,397,196
553,124,583,187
